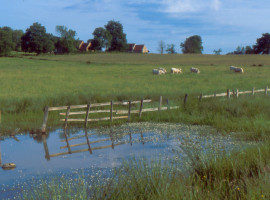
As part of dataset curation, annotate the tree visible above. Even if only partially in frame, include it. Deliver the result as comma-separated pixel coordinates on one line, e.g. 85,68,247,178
21,22,54,54
55,25,78,54
180,35,203,54
12,29,24,51
0,28,13,56
105,20,127,51
233,46,245,54
245,46,254,54
253,33,270,54
158,40,166,54
213,48,222,55
92,27,112,51
166,44,177,54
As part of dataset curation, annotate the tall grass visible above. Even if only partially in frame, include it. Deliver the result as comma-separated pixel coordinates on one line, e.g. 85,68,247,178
20,143,270,200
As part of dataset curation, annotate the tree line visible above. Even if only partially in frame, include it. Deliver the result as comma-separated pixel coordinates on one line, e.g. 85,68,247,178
1,21,270,56
0,20,128,56
227,34,270,55
159,34,270,55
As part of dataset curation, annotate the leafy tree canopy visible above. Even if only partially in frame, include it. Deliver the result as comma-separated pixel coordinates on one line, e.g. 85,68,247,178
0,27,14,56
166,44,177,54
56,25,76,40
105,20,127,52
92,27,112,51
21,22,54,54
213,48,222,55
55,25,78,54
180,35,203,54
253,33,270,54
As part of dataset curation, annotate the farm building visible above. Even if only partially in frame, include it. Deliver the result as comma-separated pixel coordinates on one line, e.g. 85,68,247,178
128,43,149,53
78,41,92,52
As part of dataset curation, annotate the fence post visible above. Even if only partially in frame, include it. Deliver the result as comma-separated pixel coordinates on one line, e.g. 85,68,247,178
227,89,230,99
41,106,49,133
139,99,143,118
236,89,239,98
158,96,162,111
252,87,255,95
265,86,268,95
0,110,1,124
64,106,71,129
199,93,202,101
85,102,91,128
128,100,131,122
166,99,170,110
214,92,216,98
184,94,188,106
110,101,113,122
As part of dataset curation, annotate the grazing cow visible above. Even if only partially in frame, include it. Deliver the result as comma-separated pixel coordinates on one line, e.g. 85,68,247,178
171,68,182,74
158,68,167,73
190,67,200,74
234,68,244,73
153,69,165,75
230,66,237,71
230,66,244,73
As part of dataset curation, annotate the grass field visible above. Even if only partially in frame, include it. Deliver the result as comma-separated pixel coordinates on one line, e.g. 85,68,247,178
1,53,270,199
0,53,270,132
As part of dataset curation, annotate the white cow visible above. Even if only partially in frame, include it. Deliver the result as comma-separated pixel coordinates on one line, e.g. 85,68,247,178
171,68,182,74
230,66,244,73
234,68,244,73
230,66,237,71
153,69,165,75
158,68,167,73
190,67,200,74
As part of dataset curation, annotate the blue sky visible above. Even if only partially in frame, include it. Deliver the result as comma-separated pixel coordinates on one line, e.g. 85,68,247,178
1,0,270,54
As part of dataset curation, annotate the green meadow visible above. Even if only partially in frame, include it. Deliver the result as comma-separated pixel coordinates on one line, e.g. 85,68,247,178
0,53,270,132
1,53,270,199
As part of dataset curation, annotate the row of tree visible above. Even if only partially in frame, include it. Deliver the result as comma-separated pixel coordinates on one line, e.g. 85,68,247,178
158,35,204,54
1,21,270,56
159,34,270,55
0,20,128,56
228,34,270,55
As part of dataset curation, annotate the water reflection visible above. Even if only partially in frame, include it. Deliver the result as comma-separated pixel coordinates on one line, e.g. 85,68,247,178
0,122,258,200
41,127,146,161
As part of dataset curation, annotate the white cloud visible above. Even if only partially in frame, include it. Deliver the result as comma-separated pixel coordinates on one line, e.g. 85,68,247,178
157,0,222,14
161,0,200,13
211,0,221,10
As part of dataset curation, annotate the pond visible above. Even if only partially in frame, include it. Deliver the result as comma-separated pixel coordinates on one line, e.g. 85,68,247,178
0,122,255,199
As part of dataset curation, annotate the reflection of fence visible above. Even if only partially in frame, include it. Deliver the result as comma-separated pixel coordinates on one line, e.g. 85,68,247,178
42,128,145,160
41,86,269,133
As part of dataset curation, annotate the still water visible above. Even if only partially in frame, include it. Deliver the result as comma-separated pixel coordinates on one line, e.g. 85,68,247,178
0,123,254,199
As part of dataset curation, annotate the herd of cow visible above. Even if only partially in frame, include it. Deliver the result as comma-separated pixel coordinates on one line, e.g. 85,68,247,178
152,66,244,75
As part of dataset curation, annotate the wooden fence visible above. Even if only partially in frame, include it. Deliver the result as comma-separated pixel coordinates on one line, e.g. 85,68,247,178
41,86,269,133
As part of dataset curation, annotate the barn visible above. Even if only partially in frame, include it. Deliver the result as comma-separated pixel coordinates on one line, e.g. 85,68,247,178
127,43,149,53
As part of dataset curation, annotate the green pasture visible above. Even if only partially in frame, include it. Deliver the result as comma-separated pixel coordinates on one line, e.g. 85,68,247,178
0,53,270,132
1,53,270,199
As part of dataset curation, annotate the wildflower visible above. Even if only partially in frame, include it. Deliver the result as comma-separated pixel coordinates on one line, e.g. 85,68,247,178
261,195,264,198
237,187,240,191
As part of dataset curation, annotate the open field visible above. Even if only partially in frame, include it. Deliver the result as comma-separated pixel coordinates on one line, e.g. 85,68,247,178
0,53,270,132
1,53,270,199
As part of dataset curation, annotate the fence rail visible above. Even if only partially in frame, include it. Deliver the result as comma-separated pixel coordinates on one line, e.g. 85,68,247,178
41,86,269,133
